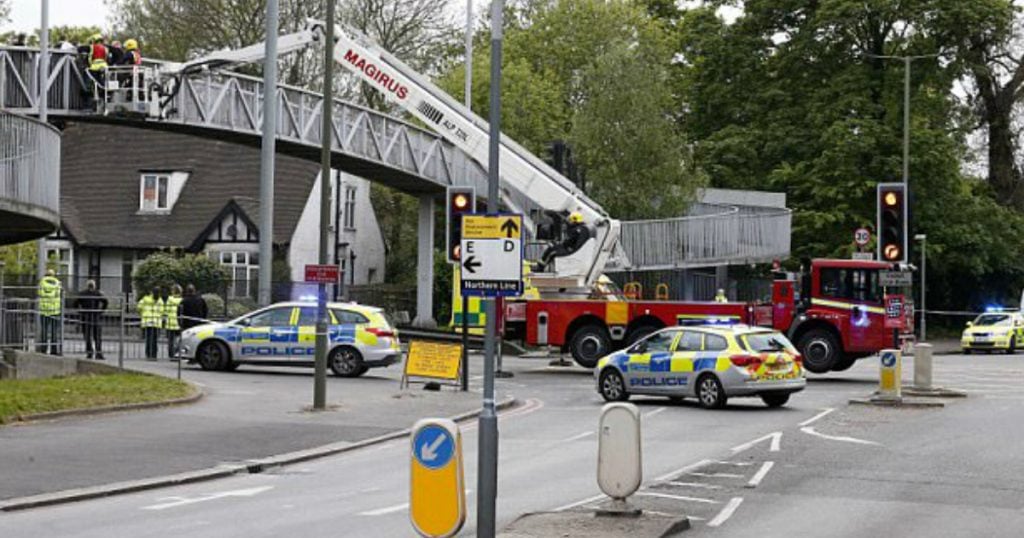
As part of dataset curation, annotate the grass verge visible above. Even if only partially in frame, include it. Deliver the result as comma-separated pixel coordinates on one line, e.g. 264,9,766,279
0,373,193,424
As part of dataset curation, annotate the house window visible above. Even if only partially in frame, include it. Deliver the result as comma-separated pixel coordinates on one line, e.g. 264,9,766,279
46,247,72,278
140,174,169,211
219,251,259,299
343,186,357,229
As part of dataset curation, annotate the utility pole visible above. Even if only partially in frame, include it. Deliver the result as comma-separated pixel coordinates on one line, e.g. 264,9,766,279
36,0,50,281
258,0,280,307
915,234,927,342
465,0,473,107
477,1,503,535
313,0,336,411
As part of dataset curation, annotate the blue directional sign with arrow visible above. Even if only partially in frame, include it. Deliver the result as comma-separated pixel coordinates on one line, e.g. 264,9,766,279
413,425,455,470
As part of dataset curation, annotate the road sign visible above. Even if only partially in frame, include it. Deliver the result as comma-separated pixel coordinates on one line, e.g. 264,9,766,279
597,403,642,500
402,340,463,388
304,264,339,284
460,214,523,297
410,419,465,538
877,349,902,401
880,270,913,288
854,227,871,246
884,294,906,329
851,252,874,261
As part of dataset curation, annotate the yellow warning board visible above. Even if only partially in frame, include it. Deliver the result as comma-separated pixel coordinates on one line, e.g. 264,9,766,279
405,340,462,381
410,419,465,537
462,214,522,239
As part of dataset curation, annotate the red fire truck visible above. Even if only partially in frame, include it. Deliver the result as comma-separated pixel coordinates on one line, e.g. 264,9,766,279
503,259,912,373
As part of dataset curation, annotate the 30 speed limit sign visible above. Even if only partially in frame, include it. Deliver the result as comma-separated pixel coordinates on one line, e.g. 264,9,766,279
854,227,871,247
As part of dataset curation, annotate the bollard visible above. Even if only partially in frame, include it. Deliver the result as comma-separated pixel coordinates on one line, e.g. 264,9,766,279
913,343,933,391
876,349,902,402
597,402,642,515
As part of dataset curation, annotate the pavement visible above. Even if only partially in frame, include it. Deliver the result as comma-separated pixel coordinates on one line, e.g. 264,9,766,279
0,356,512,506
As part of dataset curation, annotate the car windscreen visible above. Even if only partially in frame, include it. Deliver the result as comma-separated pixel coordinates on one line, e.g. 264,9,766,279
742,332,797,353
974,314,1011,327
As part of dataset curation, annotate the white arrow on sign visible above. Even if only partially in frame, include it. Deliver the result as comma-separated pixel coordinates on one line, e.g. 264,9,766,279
142,485,274,511
420,433,447,462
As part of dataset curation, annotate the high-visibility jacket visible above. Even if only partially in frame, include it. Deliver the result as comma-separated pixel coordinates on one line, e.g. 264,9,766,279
125,49,142,66
164,295,182,331
88,43,108,72
138,294,164,329
714,292,728,303
38,276,62,316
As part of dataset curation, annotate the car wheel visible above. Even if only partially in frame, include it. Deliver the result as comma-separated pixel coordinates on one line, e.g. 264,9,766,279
223,360,240,372
797,329,840,373
696,373,727,409
329,346,365,377
761,393,790,408
626,324,661,346
599,369,629,402
569,324,611,369
197,341,229,371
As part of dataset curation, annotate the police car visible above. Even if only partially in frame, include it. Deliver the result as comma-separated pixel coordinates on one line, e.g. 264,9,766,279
961,309,1024,354
595,324,806,409
179,301,401,377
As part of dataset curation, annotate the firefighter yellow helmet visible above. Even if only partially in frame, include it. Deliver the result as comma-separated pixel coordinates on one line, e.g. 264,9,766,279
568,212,584,224
125,39,138,51
91,33,104,43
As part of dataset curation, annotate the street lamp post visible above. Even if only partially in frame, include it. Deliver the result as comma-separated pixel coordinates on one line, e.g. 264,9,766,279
915,234,926,342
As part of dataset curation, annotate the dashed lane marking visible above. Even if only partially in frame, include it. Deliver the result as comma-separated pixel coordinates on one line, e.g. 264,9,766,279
745,461,774,488
665,482,724,490
685,472,744,479
643,407,667,419
654,459,713,482
636,492,720,504
559,431,593,443
142,486,274,511
798,408,835,427
358,502,408,516
707,497,744,527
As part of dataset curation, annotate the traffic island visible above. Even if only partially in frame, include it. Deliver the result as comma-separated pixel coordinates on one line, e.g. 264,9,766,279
848,395,946,408
499,510,690,538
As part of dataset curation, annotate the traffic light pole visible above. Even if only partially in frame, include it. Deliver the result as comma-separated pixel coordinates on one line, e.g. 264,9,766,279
313,0,335,411
477,1,503,535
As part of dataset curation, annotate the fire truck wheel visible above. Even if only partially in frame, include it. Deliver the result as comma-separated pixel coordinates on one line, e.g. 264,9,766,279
599,369,629,402
569,324,611,368
798,329,840,373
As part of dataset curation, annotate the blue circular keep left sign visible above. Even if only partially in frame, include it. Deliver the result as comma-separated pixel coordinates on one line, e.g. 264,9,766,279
413,425,455,470
881,352,897,368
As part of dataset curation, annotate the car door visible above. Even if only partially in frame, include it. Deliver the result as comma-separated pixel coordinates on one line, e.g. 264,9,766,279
238,306,294,359
669,330,703,393
291,306,323,358
626,330,679,394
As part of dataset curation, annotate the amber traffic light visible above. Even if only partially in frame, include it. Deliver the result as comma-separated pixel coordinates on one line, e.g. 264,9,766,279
446,187,476,263
877,183,906,263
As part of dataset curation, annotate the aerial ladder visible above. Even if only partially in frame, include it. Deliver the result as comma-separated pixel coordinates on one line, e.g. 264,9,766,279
150,20,622,291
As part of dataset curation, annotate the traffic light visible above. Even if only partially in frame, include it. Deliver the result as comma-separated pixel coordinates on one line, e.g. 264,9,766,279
877,183,906,263
446,186,476,263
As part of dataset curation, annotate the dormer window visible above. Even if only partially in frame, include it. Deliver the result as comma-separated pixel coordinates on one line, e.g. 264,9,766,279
139,171,189,213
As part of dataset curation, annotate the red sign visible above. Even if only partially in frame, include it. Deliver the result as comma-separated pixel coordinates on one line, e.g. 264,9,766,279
304,264,340,284
884,294,906,329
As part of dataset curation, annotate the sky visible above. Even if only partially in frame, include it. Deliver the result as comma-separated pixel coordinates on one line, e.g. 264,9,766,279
5,0,111,33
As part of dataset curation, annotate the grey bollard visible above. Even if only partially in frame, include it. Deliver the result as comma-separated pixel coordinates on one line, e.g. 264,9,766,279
914,343,933,390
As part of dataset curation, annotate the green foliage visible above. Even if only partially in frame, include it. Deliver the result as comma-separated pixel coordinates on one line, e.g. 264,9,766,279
0,241,37,277
133,252,229,295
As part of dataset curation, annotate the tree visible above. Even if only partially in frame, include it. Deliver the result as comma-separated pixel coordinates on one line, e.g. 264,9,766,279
0,0,9,28
133,252,230,295
0,241,37,278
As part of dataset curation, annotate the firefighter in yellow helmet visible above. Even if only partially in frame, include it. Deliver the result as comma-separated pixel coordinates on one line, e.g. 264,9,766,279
714,288,728,303
538,211,592,271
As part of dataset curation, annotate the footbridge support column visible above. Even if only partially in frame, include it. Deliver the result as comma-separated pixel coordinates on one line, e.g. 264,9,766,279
413,195,437,328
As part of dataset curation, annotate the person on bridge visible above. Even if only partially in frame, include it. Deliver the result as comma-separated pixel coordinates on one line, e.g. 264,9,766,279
37,269,63,356
538,212,592,272
138,287,164,360
123,39,142,65
74,280,109,360
714,289,728,303
108,40,125,67
164,285,183,359
85,34,109,105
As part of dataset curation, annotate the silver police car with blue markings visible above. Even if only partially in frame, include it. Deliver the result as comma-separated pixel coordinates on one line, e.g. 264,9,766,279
595,325,806,409
179,301,401,377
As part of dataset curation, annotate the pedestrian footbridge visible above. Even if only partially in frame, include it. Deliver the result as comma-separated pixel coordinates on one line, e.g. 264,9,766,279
0,110,60,244
0,46,790,268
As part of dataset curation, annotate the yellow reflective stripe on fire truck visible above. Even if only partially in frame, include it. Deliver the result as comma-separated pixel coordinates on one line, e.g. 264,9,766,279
811,298,885,315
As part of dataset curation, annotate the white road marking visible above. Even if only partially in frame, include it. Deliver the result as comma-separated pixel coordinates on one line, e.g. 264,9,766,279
686,472,743,479
554,493,607,512
654,459,712,482
643,407,667,419
712,461,753,466
800,426,881,446
730,431,782,454
798,407,835,427
358,503,408,516
637,492,719,504
707,497,744,527
745,461,775,488
142,486,274,511
665,482,724,490
560,431,593,443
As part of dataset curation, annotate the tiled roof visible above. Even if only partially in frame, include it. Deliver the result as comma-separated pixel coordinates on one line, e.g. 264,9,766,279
59,122,320,249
